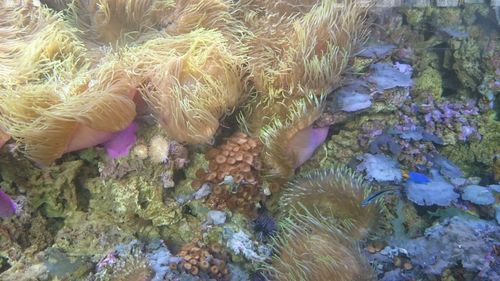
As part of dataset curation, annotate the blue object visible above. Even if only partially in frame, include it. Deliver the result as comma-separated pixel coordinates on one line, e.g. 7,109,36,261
408,172,431,184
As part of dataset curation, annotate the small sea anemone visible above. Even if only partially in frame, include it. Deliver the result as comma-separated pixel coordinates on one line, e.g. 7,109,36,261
197,132,261,186
243,93,324,178
281,166,380,239
148,135,169,163
265,213,376,281
173,241,231,279
97,250,153,281
123,29,246,144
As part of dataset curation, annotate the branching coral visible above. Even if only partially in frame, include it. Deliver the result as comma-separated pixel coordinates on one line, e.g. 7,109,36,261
265,212,376,281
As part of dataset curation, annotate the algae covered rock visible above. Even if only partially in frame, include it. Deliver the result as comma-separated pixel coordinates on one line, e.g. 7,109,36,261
29,160,84,218
88,176,181,227
413,67,443,100
443,114,500,177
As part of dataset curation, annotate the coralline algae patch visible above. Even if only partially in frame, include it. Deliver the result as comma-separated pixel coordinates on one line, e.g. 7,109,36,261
0,1,499,281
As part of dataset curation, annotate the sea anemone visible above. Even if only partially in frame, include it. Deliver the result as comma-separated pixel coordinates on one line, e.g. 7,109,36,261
0,4,137,165
162,0,246,42
281,166,380,239
256,93,325,177
124,29,246,144
0,3,87,87
68,0,174,45
265,212,376,281
236,0,370,178
239,0,369,95
97,250,153,281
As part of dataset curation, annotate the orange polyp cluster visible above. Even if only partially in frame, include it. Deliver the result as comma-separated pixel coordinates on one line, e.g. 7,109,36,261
205,183,263,217
192,132,264,217
200,132,261,185
171,242,230,280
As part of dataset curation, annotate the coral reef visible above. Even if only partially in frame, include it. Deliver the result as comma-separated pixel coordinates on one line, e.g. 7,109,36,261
1,1,499,281
372,216,500,280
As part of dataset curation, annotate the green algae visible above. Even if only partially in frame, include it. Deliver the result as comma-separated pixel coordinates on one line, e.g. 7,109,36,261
443,113,500,177
413,67,443,100
446,38,483,95
88,176,181,227
29,160,84,218
53,211,138,256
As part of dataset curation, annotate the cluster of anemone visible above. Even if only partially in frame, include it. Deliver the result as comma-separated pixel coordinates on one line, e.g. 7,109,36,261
171,242,230,279
0,0,369,171
0,0,246,164
205,183,263,217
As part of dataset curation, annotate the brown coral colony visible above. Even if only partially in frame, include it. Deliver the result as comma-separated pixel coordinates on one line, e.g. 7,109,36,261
171,242,230,280
193,132,263,216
